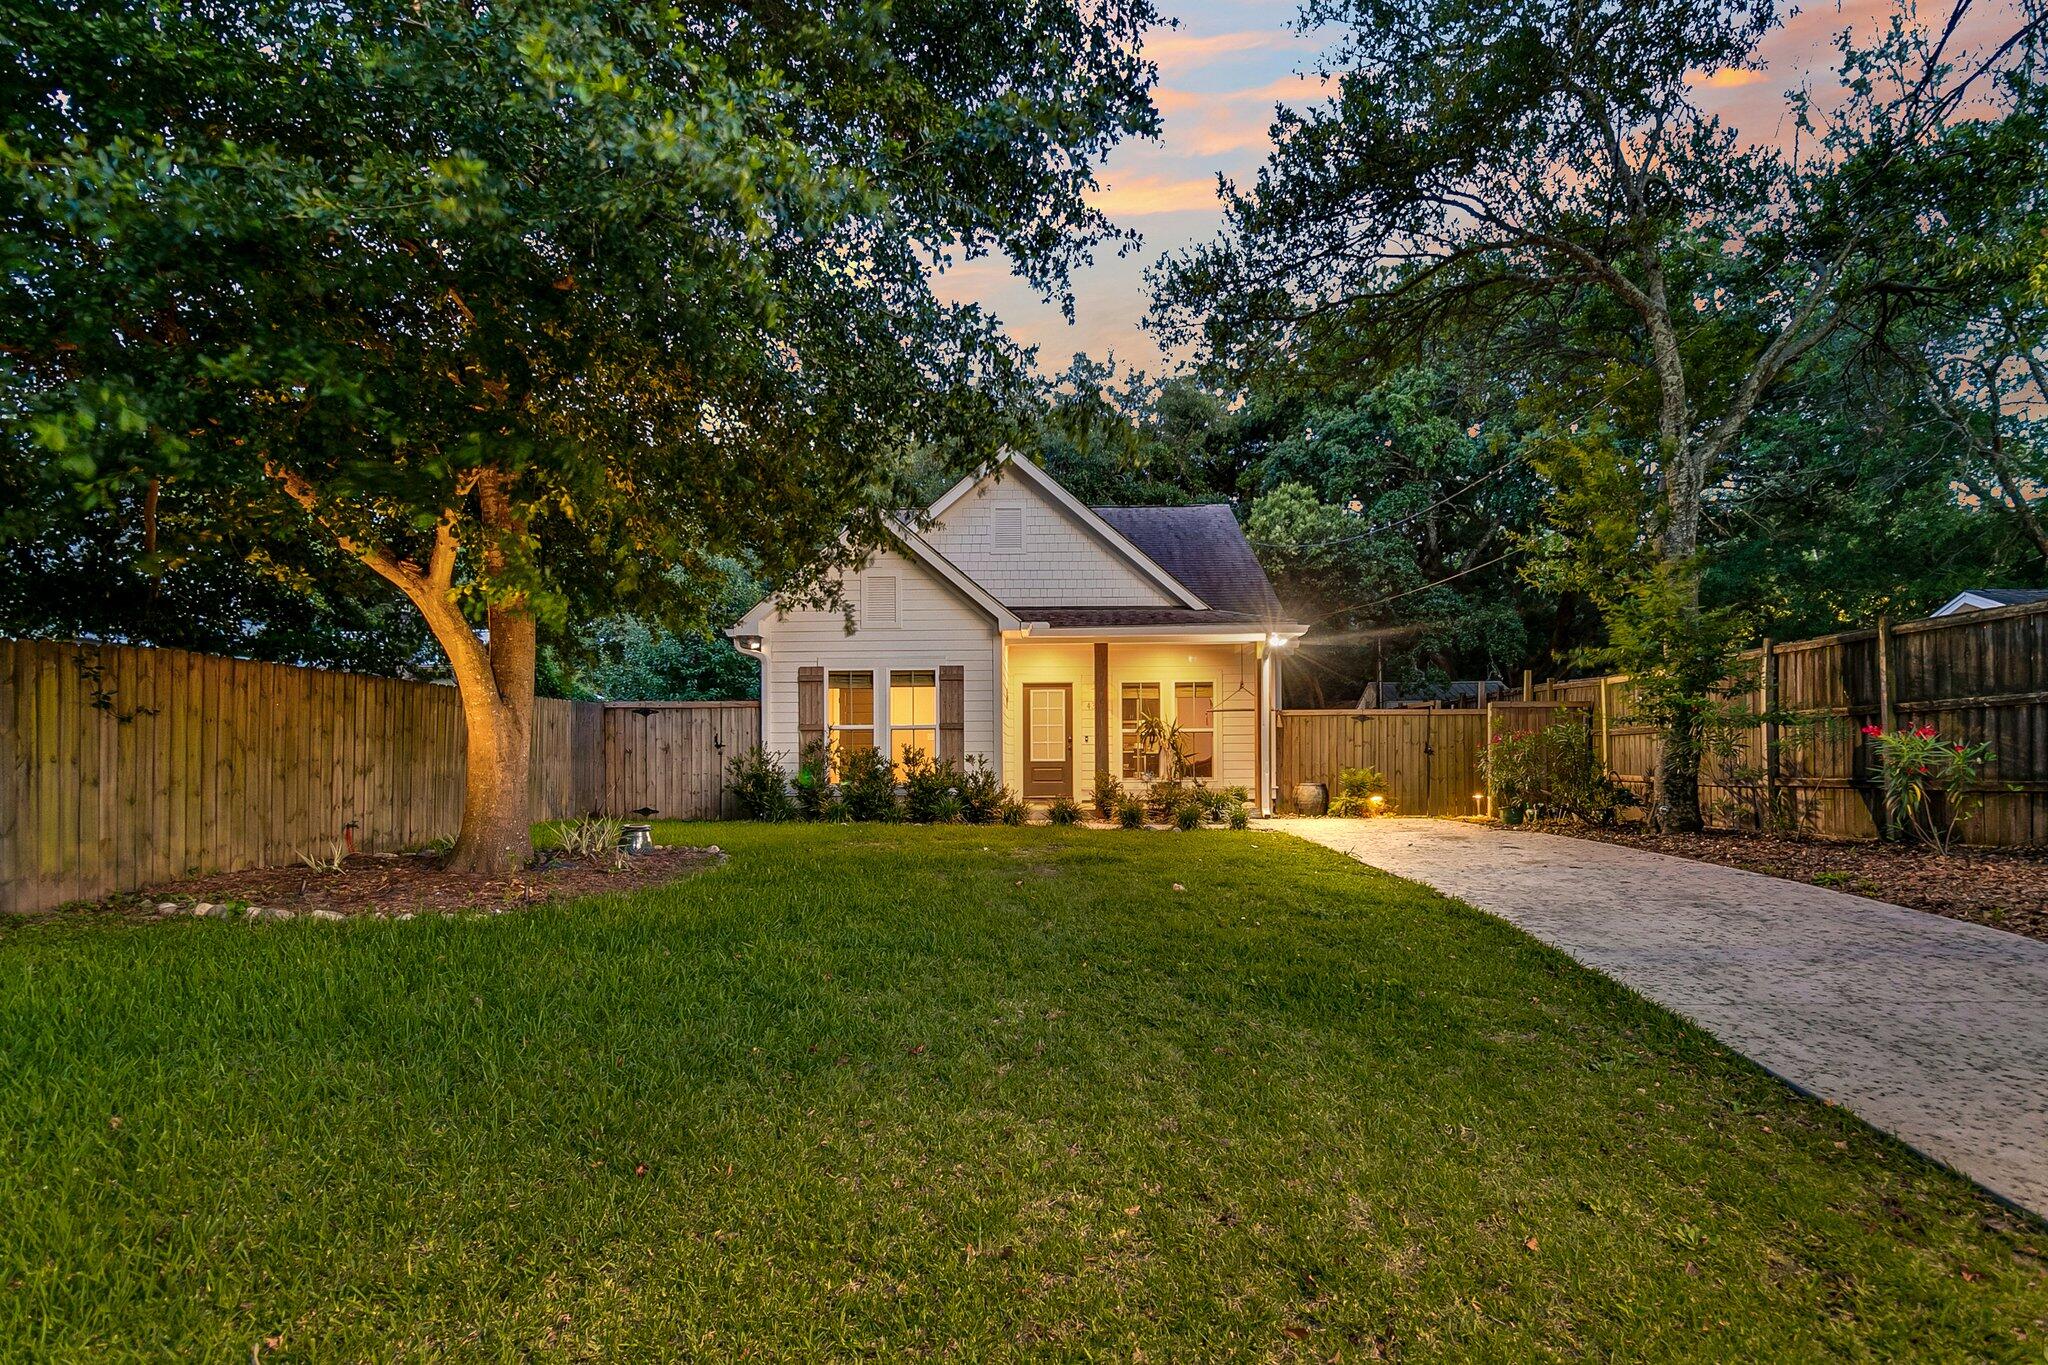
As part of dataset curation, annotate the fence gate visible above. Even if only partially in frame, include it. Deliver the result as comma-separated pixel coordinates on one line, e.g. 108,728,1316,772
1273,709,1488,817
600,701,761,821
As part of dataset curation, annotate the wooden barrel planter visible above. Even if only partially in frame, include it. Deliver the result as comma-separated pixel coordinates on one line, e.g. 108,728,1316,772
1291,781,1329,816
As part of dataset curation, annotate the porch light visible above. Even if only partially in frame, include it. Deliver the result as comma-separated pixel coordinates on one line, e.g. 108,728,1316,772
1266,632,1292,648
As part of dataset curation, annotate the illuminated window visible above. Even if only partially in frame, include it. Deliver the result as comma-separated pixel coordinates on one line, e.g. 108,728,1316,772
827,671,874,777
889,670,937,776
1175,682,1214,778
1121,682,1160,778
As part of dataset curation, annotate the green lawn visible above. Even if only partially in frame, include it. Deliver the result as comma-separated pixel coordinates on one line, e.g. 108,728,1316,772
2,825,2043,1359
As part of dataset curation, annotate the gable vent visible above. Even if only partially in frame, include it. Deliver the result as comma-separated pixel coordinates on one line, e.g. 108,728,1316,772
862,574,898,628
990,506,1024,553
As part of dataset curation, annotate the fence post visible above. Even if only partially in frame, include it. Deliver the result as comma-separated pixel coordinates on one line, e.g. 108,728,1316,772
1521,669,1533,702
1875,615,1896,838
1759,638,1778,825
1596,677,1612,770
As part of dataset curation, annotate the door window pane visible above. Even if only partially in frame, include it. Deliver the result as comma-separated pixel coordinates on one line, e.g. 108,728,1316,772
1029,688,1065,762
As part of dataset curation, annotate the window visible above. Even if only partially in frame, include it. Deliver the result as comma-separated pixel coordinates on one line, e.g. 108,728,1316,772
889,670,937,776
990,505,1024,553
862,574,898,629
1175,682,1214,778
827,671,874,775
1121,682,1161,778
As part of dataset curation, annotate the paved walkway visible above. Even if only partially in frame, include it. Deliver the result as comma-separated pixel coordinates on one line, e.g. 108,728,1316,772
1267,816,2048,1219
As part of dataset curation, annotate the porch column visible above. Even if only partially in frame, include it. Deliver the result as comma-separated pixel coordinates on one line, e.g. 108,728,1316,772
1093,642,1110,785
1258,645,1277,816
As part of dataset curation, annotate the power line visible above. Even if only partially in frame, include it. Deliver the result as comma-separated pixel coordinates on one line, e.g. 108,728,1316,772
1247,453,1520,552
1351,548,1519,611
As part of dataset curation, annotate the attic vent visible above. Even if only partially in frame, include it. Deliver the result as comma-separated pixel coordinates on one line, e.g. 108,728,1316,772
863,574,898,628
990,506,1024,553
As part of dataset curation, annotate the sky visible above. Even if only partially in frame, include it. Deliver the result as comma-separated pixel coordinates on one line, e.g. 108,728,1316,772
929,0,2030,376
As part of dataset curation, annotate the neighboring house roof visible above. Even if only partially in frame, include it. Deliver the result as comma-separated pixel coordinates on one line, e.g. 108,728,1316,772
1092,504,1285,619
1930,588,2048,617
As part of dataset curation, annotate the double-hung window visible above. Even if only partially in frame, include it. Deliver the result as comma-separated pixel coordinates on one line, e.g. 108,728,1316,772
1175,682,1214,778
889,670,937,776
827,671,875,776
1120,682,1161,779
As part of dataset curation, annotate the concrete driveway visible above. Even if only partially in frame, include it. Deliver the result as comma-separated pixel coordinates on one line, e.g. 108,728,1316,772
1268,816,2048,1219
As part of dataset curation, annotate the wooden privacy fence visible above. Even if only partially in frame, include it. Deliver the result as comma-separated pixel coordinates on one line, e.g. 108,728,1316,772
0,639,760,913
1274,709,1488,817
1535,598,2048,846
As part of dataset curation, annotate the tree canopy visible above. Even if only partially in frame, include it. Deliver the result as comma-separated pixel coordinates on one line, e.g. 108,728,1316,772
4,0,1162,866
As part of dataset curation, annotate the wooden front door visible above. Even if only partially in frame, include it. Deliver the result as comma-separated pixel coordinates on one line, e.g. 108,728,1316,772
1022,683,1074,799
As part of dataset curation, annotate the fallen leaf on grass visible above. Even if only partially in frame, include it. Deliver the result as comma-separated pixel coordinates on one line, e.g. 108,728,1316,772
1524,1236,1540,1253
907,1043,927,1056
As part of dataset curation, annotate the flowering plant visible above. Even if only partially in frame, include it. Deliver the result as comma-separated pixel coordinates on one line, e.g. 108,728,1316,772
1861,724,1995,852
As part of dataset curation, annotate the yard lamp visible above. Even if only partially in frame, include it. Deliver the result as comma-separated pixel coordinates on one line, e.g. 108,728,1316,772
1472,791,1485,815
1367,794,1385,810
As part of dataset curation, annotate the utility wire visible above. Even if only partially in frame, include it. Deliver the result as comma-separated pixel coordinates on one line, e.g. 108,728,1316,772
1247,453,1521,552
1350,548,1519,611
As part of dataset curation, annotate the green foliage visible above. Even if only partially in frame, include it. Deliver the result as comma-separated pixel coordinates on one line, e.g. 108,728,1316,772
1046,797,1083,827
899,749,961,825
997,795,1029,827
1865,725,1998,852
1480,721,1631,825
837,747,899,823
547,815,627,869
1173,802,1203,832
539,561,763,701
1090,772,1124,821
1116,797,1148,829
955,757,1006,825
1226,800,1252,830
791,741,839,822
1327,766,1390,818
726,747,793,823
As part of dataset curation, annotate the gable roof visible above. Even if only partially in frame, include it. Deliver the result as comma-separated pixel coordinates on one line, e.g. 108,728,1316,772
1092,504,1284,618
923,454,1207,609
727,522,1024,636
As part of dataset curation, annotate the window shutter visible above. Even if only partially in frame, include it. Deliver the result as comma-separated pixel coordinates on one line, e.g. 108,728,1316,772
797,666,825,755
937,665,965,766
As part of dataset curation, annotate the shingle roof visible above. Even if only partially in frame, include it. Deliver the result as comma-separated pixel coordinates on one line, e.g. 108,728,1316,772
1091,504,1284,618
1026,607,1268,629
1968,588,2048,606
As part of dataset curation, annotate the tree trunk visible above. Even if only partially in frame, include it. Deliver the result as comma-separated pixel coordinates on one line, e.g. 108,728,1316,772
1654,722,1705,833
444,473,537,874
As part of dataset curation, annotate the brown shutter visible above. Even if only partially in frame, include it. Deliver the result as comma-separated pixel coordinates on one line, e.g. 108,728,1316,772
937,665,965,766
797,666,825,756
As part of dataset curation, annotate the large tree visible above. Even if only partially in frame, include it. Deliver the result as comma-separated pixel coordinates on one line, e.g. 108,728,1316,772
4,0,1160,870
1154,0,2043,828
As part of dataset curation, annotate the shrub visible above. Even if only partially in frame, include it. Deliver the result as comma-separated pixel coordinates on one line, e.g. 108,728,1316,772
1221,785,1250,804
899,747,960,824
549,814,626,867
1090,771,1122,820
957,756,1006,824
1226,800,1250,830
791,740,839,821
1046,796,1082,826
1116,796,1147,829
1478,721,1629,824
838,745,899,822
998,795,1028,826
1864,724,1996,851
727,746,793,821
1173,801,1203,831
1201,788,1230,822
1145,778,1187,821
1328,766,1390,818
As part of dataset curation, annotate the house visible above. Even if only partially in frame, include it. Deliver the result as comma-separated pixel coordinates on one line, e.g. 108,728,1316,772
727,455,1307,813
1929,587,2048,617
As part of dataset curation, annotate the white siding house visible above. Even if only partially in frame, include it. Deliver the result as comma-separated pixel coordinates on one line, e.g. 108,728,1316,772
730,455,1306,812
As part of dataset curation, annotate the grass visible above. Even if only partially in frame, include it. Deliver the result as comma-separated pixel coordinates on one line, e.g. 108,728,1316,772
2,824,2043,1359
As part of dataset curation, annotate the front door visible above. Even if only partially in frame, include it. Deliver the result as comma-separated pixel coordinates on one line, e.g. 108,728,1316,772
1022,684,1073,800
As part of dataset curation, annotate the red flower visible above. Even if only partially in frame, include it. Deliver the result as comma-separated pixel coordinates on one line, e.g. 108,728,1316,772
1914,725,1936,739
1860,725,1883,738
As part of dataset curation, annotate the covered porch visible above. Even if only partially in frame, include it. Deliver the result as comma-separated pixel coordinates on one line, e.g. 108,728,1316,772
999,631,1288,814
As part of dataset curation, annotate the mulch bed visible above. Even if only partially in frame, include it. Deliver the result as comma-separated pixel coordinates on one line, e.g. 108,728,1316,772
70,844,723,922
1535,823,2048,944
